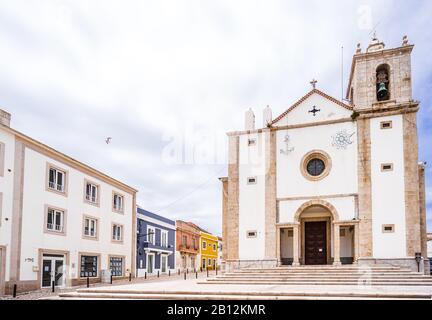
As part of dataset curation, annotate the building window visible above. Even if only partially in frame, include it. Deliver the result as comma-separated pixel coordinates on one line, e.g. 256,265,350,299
182,235,187,246
247,230,257,238
213,244,216,251
48,165,66,193
46,207,65,233
208,258,211,266
147,227,155,244
382,224,395,233
83,216,98,239
247,177,257,185
287,230,293,237
110,257,123,277
161,231,168,247
85,181,99,204
112,224,123,242
80,255,98,277
248,138,256,146
381,163,394,172
301,150,332,181
202,258,206,269
202,241,207,249
380,120,392,129
306,158,325,176
113,193,124,212
192,237,196,249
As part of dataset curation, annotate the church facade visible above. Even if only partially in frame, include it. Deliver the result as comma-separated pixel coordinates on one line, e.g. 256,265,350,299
220,36,429,273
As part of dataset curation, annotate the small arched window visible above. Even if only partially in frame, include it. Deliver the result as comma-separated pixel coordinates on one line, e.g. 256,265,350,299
376,64,390,101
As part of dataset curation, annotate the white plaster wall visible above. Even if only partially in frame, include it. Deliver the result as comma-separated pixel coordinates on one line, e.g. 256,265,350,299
370,115,406,258
19,147,134,282
276,121,358,199
273,93,352,127
278,196,357,223
0,129,15,282
238,132,266,260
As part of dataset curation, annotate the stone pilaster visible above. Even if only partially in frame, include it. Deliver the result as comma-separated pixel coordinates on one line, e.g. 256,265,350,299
333,223,341,266
226,135,240,260
292,224,300,266
403,112,421,257
354,223,360,263
264,129,277,259
10,139,25,284
219,177,228,261
357,118,373,257
418,165,427,258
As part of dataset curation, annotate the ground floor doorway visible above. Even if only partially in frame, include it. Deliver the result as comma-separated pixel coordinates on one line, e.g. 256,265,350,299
147,253,155,274
304,221,327,265
161,255,167,273
41,254,65,288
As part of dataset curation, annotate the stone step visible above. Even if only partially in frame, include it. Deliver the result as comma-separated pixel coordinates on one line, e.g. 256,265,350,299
202,280,432,286
207,278,432,283
219,276,431,281
236,268,413,273
52,290,432,300
242,265,407,268
226,272,421,277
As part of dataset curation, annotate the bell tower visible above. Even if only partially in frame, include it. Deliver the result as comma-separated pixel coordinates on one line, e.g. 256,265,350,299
348,35,427,272
346,35,414,110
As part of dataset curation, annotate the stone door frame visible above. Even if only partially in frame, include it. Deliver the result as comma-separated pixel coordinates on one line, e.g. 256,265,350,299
0,246,5,296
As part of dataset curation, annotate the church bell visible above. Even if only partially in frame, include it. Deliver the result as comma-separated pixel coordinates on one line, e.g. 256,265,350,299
377,82,388,100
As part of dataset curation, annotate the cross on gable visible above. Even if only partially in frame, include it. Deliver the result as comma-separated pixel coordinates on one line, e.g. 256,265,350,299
310,79,318,89
308,105,321,116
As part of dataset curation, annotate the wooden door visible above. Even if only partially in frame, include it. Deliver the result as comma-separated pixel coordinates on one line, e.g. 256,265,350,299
304,221,327,265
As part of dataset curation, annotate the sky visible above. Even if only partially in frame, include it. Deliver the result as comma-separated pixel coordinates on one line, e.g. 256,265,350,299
0,0,430,236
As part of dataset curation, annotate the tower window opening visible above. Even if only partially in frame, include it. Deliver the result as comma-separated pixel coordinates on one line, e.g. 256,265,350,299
376,64,390,101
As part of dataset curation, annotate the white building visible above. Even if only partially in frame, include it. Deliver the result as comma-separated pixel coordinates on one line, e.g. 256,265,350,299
0,109,137,295
220,36,429,273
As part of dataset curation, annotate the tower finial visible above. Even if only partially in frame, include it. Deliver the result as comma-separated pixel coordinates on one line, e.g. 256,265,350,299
310,79,318,89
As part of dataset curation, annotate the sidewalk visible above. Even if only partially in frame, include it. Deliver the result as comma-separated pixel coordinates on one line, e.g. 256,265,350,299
1,269,218,300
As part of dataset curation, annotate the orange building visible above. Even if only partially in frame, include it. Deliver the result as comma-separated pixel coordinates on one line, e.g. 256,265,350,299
175,220,200,270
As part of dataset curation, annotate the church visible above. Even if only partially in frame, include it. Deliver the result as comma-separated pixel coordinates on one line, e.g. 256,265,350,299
220,35,429,273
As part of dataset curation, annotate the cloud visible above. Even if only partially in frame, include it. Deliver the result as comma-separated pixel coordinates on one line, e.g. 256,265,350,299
0,0,431,235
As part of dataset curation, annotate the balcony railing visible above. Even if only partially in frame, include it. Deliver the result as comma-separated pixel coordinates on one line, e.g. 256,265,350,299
113,204,123,211
85,194,97,203
179,244,199,252
48,181,65,192
84,228,96,237
47,223,63,232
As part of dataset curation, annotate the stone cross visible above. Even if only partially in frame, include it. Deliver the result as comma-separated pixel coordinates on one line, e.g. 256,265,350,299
310,79,318,89
308,105,321,116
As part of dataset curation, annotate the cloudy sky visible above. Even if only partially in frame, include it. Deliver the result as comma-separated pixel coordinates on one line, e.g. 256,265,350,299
0,0,431,236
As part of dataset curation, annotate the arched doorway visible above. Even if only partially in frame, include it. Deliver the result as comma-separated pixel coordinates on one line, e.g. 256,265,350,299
294,200,340,266
278,200,358,266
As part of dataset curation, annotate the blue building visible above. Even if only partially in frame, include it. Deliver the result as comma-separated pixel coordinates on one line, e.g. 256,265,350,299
136,206,176,276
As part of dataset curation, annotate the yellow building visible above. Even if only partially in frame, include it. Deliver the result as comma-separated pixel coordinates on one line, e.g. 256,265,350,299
199,231,218,270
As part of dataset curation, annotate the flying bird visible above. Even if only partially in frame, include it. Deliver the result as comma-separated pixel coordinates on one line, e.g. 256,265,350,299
105,137,112,144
